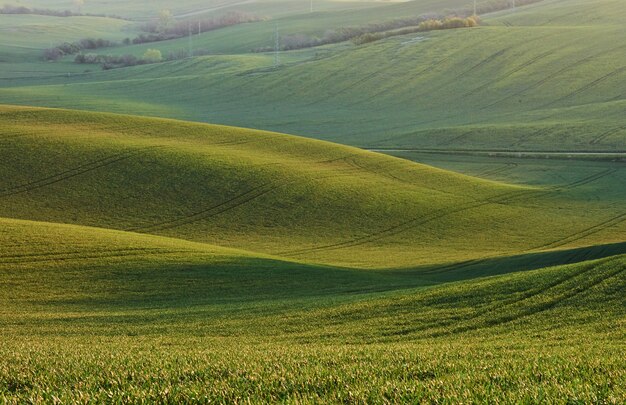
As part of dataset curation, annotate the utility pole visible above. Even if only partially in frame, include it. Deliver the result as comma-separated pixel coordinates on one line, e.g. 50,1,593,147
198,20,201,35
274,24,280,66
473,0,477,16
310,0,313,13
188,22,193,57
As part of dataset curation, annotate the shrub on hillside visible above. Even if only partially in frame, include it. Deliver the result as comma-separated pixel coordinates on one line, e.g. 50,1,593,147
142,49,162,63
43,38,117,61
0,4,125,19
418,19,444,31
133,11,265,45
442,17,466,29
43,48,64,61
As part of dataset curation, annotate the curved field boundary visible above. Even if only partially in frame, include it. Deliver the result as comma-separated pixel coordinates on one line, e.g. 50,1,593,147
473,162,518,177
0,146,164,199
0,248,191,266
533,212,626,251
127,154,365,233
479,43,626,110
541,65,626,108
590,125,626,145
282,167,621,256
127,181,279,233
386,252,624,338
448,262,625,335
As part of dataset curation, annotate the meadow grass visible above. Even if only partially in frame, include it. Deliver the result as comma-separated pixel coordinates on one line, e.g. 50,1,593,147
16,0,384,20
1,227,624,403
1,105,624,269
1,0,624,151
0,1,625,401
0,105,623,402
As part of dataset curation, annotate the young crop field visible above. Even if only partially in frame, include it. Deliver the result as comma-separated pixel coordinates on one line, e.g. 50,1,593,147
0,0,624,402
1,0,624,151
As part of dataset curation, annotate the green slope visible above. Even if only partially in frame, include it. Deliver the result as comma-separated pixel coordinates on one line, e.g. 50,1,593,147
1,219,624,401
87,0,471,55
1,0,624,151
2,214,624,340
3,105,624,269
15,0,383,19
0,216,409,311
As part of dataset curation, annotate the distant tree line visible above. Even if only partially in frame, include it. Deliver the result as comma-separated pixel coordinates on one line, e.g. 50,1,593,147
254,0,544,52
43,38,117,61
0,5,125,19
254,13,442,52
73,48,214,70
353,16,479,45
75,49,162,69
129,11,264,45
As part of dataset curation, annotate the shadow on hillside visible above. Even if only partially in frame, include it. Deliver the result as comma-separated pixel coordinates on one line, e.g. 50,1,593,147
388,241,626,284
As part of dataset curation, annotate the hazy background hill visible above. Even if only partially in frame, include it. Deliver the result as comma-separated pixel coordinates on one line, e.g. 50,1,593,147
2,0,624,151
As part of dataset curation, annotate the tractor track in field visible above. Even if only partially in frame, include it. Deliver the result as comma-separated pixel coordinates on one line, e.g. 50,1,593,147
303,64,394,107
590,125,626,145
541,65,626,108
461,43,565,98
0,248,191,266
412,31,559,101
127,154,366,233
343,157,470,197
281,167,621,257
532,212,626,251
548,168,619,191
0,146,163,199
480,43,626,110
403,258,601,336
353,30,507,106
281,190,525,257
0,137,271,201
434,260,625,337
473,163,518,177
344,156,411,185
127,181,279,233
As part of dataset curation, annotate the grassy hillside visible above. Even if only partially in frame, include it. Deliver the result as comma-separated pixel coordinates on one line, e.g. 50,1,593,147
2,1,625,402
0,100,623,403
89,0,471,55
13,0,384,19
0,14,135,63
0,13,138,82
1,220,624,401
2,105,625,269
1,0,624,151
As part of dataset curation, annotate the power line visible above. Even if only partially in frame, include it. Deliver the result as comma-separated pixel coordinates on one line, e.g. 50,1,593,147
274,24,280,66
188,22,193,57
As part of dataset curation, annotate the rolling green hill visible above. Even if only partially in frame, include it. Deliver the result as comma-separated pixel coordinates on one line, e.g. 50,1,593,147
1,0,625,401
2,105,624,270
13,0,384,19
1,0,624,151
1,214,624,401
0,105,624,401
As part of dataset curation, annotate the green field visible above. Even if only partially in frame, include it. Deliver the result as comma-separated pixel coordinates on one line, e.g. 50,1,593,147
1,214,625,401
1,0,625,402
1,0,624,151
0,107,624,402
2,106,624,268
12,0,387,19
